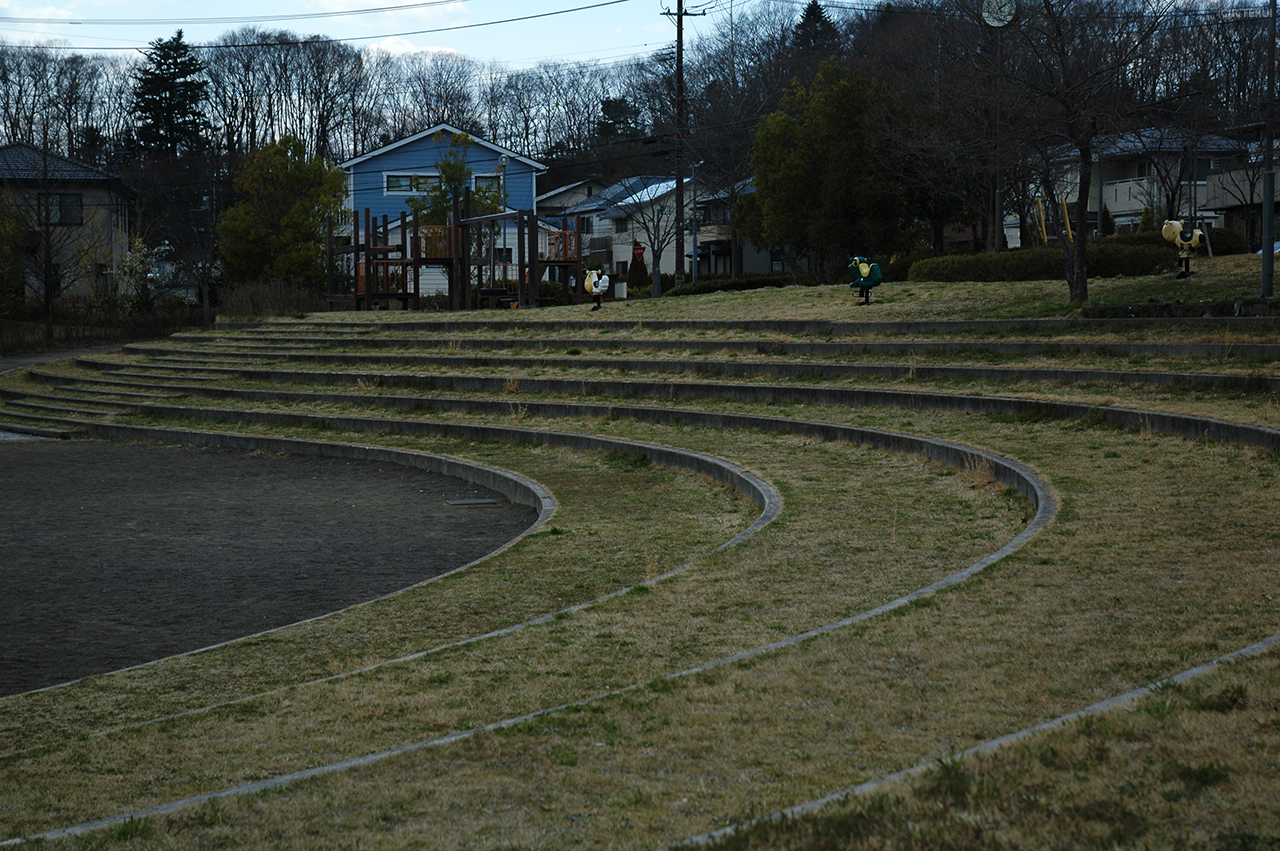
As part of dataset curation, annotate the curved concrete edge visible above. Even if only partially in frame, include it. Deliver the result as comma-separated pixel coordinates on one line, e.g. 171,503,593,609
114,345,1280,393
128,335,1280,364
81,422,555,516
17,418,780,699
81,359,1280,455
667,629,1280,850
2,424,1053,848
213,315,1280,336
15,425,557,698
88,408,780,518
61,355,1279,451
0,421,71,439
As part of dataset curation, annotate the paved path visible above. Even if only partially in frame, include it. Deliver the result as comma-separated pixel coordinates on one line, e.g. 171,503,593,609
0,438,537,696
0,342,125,375
0,343,539,695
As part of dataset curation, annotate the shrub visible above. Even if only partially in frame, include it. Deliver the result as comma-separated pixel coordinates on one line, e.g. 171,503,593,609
1087,241,1177,277
627,248,649,293
220,279,324,318
907,240,1177,282
881,251,932,282
1206,227,1247,255
663,274,803,298
907,248,1063,282
1110,230,1170,248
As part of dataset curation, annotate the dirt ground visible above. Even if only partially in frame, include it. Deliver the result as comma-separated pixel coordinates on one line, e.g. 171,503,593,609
0,437,538,697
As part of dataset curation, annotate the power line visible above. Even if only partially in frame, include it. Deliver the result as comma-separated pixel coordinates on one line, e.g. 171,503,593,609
0,0,472,27
0,0,641,52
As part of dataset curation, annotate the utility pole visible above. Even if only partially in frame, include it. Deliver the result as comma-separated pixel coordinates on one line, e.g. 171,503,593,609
665,0,704,296
1263,0,1276,297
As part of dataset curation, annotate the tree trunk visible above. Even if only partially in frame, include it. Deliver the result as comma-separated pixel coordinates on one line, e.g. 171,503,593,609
1065,146,1092,303
730,224,742,279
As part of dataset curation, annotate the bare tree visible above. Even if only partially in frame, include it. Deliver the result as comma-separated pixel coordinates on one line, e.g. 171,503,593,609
687,3,793,275
400,51,481,132
611,177,683,295
0,43,59,147
203,29,280,159
1001,0,1174,302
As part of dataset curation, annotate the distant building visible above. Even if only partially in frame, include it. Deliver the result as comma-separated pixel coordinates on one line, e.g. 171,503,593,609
0,142,134,298
339,124,547,295
340,123,544,225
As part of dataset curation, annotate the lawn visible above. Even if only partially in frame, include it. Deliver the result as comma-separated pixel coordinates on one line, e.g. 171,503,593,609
1,257,1277,849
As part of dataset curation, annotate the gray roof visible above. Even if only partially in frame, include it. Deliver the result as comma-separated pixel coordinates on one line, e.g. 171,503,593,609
0,142,123,184
561,176,678,218
1100,130,1243,158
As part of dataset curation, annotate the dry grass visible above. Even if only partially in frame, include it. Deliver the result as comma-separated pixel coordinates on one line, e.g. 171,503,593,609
284,255,1265,325
2,289,1280,848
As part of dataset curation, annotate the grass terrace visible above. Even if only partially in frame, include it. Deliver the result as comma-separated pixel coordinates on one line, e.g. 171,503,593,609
1,255,1278,848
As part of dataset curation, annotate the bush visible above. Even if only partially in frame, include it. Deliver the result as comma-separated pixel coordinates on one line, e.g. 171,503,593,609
663,273,803,298
1110,230,1170,248
220,280,324,317
1087,241,1177,277
907,240,1178,282
881,251,932,283
627,249,649,293
907,248,1063,282
1206,227,1247,255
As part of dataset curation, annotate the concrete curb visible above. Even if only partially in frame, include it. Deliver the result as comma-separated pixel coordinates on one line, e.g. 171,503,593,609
3,420,1053,848
214,315,1280,335
61,359,1280,455
115,402,1043,515
156,334,1280,361
83,414,780,521
668,630,1280,849
79,423,557,514
120,344,1280,392
4,426,560,700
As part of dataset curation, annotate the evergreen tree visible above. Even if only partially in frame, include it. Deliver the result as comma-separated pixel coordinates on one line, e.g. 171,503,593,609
131,30,210,158
748,62,913,279
627,243,649,292
790,0,840,82
217,136,347,286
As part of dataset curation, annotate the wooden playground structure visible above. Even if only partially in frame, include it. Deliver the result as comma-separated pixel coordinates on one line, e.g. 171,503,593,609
325,190,587,311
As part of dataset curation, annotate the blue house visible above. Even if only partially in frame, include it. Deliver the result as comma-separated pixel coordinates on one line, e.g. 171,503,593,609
340,123,546,225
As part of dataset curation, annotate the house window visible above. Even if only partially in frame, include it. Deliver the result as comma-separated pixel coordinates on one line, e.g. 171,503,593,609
386,174,439,194
385,174,414,193
39,194,83,226
615,261,628,276
474,175,501,196
614,216,629,234
770,250,784,273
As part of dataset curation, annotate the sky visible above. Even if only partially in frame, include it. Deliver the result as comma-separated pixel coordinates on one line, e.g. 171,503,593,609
0,0,742,69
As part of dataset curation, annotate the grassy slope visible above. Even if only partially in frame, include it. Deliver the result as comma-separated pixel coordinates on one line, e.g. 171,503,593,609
1,257,1278,848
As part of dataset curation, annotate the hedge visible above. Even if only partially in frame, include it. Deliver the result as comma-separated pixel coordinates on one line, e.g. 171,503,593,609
907,241,1179,282
663,273,803,298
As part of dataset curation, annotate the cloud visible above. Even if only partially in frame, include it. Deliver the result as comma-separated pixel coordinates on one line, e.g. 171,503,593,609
373,36,463,55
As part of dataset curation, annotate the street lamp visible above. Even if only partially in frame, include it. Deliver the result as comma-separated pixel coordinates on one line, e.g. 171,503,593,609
499,155,508,281
982,0,1016,252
